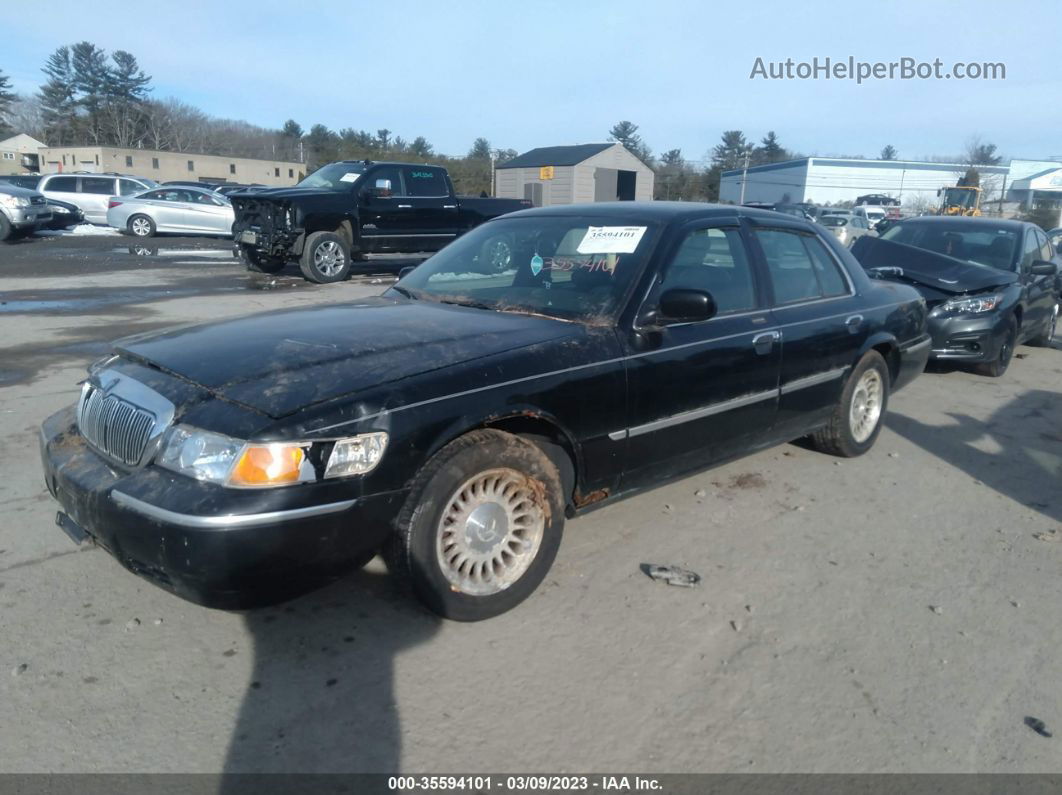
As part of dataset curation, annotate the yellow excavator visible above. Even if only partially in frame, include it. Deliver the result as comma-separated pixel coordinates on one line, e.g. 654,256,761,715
938,185,982,216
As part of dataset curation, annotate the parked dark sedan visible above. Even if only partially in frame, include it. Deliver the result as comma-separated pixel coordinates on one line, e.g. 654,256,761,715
40,203,930,620
44,197,86,230
852,217,1059,377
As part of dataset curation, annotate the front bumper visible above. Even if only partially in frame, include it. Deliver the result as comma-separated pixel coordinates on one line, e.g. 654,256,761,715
6,206,53,229
39,406,404,609
927,311,1009,362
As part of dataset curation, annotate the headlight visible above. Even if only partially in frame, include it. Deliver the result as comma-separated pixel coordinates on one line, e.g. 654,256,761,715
0,195,30,208
155,425,388,487
937,294,1003,316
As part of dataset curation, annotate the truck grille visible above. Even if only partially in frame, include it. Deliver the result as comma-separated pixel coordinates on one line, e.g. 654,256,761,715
77,384,157,466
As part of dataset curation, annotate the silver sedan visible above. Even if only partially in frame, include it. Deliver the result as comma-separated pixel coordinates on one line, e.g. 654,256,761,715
107,187,235,238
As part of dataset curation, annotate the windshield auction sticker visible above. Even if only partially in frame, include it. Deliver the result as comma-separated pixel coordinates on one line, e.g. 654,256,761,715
339,172,361,182
576,226,647,254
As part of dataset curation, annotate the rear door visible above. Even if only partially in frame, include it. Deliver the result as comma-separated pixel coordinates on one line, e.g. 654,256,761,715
78,176,118,223
748,221,866,437
401,166,460,244
185,192,233,234
618,221,781,489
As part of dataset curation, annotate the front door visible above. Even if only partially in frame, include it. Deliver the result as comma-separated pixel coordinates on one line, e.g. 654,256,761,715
618,222,780,490
359,165,410,251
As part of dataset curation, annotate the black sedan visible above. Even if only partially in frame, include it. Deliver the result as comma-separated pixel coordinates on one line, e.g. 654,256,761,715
852,217,1060,377
40,203,930,620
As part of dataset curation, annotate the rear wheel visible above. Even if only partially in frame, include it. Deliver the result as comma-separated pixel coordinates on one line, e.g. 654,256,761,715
387,429,565,621
241,244,286,274
977,316,1017,377
128,214,155,238
810,350,890,457
299,231,351,283
1028,304,1058,347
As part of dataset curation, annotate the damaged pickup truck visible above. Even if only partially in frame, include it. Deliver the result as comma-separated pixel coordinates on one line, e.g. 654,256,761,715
230,160,530,283
41,203,930,621
852,217,1059,377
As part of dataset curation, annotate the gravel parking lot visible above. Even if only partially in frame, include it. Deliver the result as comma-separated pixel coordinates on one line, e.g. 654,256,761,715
2,234,1060,773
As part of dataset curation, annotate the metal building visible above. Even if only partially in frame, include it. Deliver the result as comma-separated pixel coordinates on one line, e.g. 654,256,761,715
495,143,654,206
719,157,1009,207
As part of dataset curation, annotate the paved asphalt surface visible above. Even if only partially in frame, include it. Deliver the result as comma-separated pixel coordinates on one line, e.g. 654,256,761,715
1,232,1060,774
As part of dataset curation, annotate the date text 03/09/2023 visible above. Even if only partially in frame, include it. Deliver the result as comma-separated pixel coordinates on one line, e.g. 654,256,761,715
387,775,663,791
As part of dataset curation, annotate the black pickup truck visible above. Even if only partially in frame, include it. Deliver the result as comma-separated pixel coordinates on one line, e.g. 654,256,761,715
231,160,531,283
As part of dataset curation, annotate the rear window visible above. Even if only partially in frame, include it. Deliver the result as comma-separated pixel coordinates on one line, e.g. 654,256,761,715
403,167,448,197
821,216,848,227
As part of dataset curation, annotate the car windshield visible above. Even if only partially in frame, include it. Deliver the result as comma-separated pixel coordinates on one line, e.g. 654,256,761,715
393,216,660,323
297,163,366,191
821,216,848,227
880,221,1018,270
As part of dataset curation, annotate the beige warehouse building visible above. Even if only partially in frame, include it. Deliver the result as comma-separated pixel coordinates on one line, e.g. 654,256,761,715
35,145,304,186
496,143,654,206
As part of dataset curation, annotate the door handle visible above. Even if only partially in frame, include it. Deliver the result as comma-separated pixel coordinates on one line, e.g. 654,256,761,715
443,204,457,209
845,314,864,334
752,330,781,354
397,204,412,209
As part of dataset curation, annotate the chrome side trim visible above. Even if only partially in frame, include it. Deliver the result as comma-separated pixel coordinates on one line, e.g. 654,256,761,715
623,389,778,439
110,490,356,529
900,336,932,354
779,367,848,395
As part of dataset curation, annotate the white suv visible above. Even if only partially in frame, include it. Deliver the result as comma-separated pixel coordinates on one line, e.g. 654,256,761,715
37,173,157,224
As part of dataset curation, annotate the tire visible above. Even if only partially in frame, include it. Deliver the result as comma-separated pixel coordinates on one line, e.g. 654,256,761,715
0,214,12,242
977,316,1017,377
477,233,513,274
387,429,565,621
241,244,285,274
810,350,890,457
128,214,155,238
299,231,351,283
1028,304,1058,347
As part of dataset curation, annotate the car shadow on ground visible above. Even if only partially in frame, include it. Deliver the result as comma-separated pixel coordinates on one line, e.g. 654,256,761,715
221,565,440,778
887,387,1062,525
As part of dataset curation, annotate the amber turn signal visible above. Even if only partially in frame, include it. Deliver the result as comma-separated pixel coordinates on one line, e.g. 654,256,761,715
229,444,306,486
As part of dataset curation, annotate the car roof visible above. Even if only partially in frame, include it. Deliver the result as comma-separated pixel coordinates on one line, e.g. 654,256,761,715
892,216,1029,231
500,201,800,225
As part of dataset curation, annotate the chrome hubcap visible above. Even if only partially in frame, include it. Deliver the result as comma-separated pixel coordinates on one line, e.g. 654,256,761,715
131,218,151,236
436,468,546,596
313,240,345,276
850,369,883,443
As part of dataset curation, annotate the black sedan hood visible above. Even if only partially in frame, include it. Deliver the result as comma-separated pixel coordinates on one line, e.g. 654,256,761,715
851,237,1018,295
112,297,576,418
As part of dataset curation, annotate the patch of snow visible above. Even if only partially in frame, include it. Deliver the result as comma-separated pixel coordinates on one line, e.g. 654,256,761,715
66,224,122,236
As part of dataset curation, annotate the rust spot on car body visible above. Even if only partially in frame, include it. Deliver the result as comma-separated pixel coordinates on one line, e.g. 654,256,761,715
573,488,609,508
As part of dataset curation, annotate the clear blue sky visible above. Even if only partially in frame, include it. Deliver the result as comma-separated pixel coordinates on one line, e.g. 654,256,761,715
5,0,1059,163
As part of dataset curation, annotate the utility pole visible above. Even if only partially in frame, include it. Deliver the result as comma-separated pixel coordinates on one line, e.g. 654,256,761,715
490,150,496,196
738,150,751,204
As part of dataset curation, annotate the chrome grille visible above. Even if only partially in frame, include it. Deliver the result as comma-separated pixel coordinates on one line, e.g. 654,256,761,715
78,384,157,466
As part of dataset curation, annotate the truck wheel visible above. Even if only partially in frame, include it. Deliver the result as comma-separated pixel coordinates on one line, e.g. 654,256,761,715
977,316,1017,377
810,350,890,458
241,244,285,274
300,231,351,283
387,429,565,621
1028,304,1057,347
478,234,513,273
1,214,15,241
128,214,155,238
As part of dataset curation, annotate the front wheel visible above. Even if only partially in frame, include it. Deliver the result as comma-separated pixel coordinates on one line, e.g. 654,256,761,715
387,429,565,621
810,350,890,457
477,233,513,274
977,316,1017,377
299,231,351,283
128,214,155,238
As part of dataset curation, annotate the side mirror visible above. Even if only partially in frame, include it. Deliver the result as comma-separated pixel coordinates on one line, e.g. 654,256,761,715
658,288,717,324
398,265,416,279
366,178,392,199
1030,260,1058,276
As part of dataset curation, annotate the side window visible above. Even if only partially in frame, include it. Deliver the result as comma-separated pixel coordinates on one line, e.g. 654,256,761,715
119,179,143,196
755,228,839,305
402,167,447,197
1020,230,1040,272
46,176,78,192
660,227,755,314
1035,229,1053,262
141,190,167,201
804,235,850,297
368,167,405,197
81,177,115,195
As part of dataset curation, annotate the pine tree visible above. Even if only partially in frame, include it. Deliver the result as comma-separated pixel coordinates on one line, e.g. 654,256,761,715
70,41,109,143
38,47,78,145
608,120,652,165
468,137,492,159
879,144,897,160
754,131,786,165
0,70,16,136
711,131,752,171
